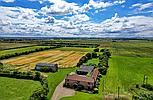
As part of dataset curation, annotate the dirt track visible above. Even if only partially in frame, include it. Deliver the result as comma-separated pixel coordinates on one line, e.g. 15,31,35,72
51,80,75,100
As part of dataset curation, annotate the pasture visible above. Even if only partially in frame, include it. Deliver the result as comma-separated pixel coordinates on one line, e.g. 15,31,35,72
111,40,153,58
0,77,41,100
104,56,153,96
1,48,89,70
102,40,153,98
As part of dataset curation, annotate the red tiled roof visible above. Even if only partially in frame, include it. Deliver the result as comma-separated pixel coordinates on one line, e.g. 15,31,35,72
91,68,99,81
65,74,94,83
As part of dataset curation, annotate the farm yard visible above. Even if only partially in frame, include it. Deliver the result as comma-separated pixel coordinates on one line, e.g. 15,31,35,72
1,47,91,70
0,76,41,100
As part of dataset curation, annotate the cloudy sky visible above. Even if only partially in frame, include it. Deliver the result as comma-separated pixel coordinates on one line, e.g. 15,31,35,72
0,0,153,37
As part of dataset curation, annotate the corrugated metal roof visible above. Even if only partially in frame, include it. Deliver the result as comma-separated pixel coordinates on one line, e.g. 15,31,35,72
36,63,57,67
77,65,95,73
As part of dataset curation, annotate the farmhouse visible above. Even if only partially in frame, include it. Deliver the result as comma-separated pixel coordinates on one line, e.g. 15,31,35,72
64,65,99,90
35,63,58,72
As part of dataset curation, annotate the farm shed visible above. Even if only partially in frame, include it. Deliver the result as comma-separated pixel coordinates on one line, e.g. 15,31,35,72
76,65,95,75
35,63,58,72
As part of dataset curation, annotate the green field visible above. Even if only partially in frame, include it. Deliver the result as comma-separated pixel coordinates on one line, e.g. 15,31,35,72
55,47,94,52
0,46,52,57
105,56,153,95
111,41,153,58
0,77,41,100
102,41,153,98
0,42,36,50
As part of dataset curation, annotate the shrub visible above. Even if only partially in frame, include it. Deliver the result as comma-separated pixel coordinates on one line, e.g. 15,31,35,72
92,52,98,58
100,49,105,52
142,84,153,91
133,92,153,100
93,48,99,52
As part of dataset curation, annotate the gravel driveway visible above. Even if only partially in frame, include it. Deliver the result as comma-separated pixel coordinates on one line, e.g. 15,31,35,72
51,80,75,100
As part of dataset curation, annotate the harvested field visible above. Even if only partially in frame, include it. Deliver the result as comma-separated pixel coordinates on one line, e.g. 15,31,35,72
2,50,85,69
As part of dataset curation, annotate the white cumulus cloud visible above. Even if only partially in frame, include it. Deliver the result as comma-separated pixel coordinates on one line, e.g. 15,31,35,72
1,0,15,2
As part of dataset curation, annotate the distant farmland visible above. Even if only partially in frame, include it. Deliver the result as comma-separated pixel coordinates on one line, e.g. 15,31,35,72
0,42,36,50
2,48,87,70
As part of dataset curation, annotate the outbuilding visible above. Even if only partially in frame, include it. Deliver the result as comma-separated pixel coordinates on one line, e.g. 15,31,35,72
35,63,58,72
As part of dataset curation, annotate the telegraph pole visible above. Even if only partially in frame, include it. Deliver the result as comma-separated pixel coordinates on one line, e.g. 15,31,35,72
118,87,120,100
102,77,105,100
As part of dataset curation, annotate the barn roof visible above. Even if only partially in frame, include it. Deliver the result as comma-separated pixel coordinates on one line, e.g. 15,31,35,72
36,63,57,67
77,65,95,73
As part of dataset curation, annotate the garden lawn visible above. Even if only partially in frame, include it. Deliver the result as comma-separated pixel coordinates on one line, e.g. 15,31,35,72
47,68,75,99
85,58,99,65
0,77,41,100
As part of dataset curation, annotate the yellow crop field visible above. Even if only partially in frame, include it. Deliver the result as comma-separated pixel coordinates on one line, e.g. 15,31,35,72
1,50,86,70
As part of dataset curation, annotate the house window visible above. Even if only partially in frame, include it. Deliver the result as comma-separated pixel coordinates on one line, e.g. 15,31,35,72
67,83,70,86
88,86,91,90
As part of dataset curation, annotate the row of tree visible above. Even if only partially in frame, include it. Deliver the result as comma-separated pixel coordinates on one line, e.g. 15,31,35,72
0,69,42,81
0,46,59,60
76,52,98,67
76,48,107,67
40,41,99,48
98,49,111,75
30,77,49,100
93,48,106,52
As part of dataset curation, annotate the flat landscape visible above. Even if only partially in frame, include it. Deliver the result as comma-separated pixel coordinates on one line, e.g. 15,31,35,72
0,39,153,100
1,47,91,70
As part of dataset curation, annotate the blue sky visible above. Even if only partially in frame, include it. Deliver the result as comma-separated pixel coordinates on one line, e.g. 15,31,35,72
0,0,153,37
